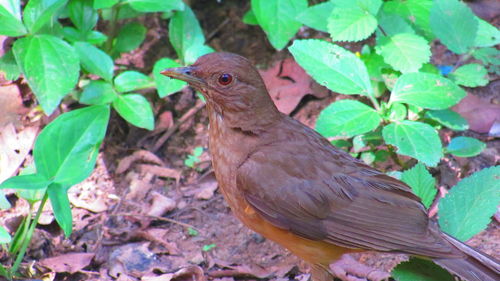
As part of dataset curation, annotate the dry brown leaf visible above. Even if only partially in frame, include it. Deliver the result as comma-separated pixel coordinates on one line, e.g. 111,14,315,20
147,191,176,216
116,150,165,174
38,253,95,274
453,94,500,133
0,84,28,128
0,123,38,183
259,58,328,114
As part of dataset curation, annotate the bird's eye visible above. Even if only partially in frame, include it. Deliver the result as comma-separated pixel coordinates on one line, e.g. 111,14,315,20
218,73,233,85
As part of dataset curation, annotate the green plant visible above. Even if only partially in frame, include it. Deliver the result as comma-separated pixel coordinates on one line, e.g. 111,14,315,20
0,0,212,278
184,146,204,169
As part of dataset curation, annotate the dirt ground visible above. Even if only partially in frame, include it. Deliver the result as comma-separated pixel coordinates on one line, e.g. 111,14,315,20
0,1,499,281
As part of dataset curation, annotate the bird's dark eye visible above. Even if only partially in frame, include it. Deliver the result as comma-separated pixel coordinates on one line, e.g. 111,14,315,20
218,73,233,85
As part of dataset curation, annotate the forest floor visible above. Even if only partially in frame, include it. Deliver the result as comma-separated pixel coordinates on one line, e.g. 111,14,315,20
0,1,499,281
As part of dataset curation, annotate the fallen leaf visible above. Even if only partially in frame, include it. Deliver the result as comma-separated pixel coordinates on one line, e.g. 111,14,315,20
0,123,38,183
116,150,165,174
259,58,328,114
147,191,176,216
0,84,28,128
38,253,95,274
452,93,500,133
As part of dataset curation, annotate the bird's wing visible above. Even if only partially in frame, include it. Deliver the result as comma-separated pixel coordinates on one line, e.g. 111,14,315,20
236,135,459,258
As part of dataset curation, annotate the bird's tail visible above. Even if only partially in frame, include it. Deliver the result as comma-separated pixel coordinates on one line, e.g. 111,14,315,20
433,233,500,281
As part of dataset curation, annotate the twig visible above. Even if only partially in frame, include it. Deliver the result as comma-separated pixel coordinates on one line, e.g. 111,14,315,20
111,213,200,232
206,18,231,42
151,100,206,152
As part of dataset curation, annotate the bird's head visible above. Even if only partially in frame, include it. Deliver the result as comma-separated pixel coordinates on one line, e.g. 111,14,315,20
161,52,280,131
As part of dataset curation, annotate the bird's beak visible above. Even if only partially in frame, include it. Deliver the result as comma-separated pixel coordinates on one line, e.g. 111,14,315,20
160,66,207,89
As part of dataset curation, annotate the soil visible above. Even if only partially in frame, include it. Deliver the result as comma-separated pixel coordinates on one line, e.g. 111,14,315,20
0,1,499,281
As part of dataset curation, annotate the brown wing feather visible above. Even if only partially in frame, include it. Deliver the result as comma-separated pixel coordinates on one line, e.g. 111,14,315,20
236,117,461,259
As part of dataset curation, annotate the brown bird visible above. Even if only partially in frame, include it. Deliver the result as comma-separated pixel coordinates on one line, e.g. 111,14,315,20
161,52,500,281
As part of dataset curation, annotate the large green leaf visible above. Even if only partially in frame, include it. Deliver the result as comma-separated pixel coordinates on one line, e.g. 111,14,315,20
34,105,110,186
113,22,146,53
114,71,154,93
251,0,307,50
68,0,98,32
425,109,468,131
13,35,80,115
315,100,381,138
184,43,214,65
79,80,117,105
449,63,488,88
438,166,500,241
47,183,73,237
0,226,11,244
127,0,184,12
446,136,485,158
382,121,442,166
389,73,466,110
112,94,154,130
401,163,436,208
0,0,27,36
296,1,334,33
0,173,51,190
169,5,205,63
154,58,186,97
376,13,415,37
289,39,372,97
430,0,477,54
376,33,430,73
0,50,21,81
23,0,67,34
383,0,433,39
392,258,454,281
328,7,377,42
94,0,118,9
474,18,500,48
74,42,114,82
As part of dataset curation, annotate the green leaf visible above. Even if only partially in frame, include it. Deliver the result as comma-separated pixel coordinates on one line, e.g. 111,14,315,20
382,121,442,166
47,183,73,237
23,0,67,34
474,18,500,48
328,7,377,42
360,52,390,80
113,22,146,53
153,58,186,97
251,0,307,50
316,100,381,138
0,226,11,244
34,105,110,186
296,1,334,33
401,163,436,208
425,109,468,131
87,31,108,45
242,9,258,25
112,94,154,130
419,63,440,75
94,0,118,9
289,39,372,97
386,103,407,122
202,243,216,252
438,166,500,241
449,63,488,88
0,0,27,36
114,71,153,93
376,33,430,73
383,0,433,39
0,190,11,210
390,72,466,110
0,50,21,81
68,0,98,32
376,13,414,37
392,257,454,281
74,42,114,82
16,164,46,204
446,136,485,158
169,5,205,63
127,0,184,12
184,44,214,65
430,0,477,54
0,173,51,190
79,80,117,105
13,35,80,115
472,47,500,66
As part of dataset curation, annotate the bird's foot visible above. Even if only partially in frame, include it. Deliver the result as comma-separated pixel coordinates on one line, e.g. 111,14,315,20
329,254,390,281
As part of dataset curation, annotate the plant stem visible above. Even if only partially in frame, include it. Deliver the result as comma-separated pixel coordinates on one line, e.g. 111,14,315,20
104,4,121,53
11,193,49,276
369,95,381,111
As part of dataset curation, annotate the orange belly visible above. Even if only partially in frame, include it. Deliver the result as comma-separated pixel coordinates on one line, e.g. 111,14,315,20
234,200,360,266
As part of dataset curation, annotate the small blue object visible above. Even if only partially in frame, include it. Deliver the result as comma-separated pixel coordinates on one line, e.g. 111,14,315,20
438,65,453,76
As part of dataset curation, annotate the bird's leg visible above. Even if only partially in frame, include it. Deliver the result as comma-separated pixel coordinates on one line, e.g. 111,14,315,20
328,254,390,281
